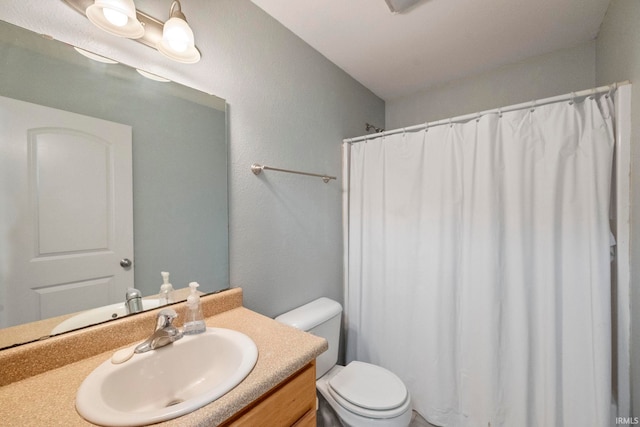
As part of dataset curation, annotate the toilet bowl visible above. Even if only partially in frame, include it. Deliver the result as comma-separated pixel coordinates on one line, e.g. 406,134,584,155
275,298,412,427
318,362,412,426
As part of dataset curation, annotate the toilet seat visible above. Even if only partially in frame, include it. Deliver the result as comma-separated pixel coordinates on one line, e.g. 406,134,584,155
328,361,409,419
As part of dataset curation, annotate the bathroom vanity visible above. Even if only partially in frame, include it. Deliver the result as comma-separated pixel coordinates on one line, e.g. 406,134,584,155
0,288,326,426
220,362,317,426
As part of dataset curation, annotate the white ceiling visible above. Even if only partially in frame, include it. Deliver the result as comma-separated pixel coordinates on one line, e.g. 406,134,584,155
251,0,612,101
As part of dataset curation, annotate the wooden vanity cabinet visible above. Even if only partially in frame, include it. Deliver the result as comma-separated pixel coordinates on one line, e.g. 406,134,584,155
221,361,317,427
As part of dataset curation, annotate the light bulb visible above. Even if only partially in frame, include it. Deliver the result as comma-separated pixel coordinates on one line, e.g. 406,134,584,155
86,0,144,39
168,38,188,52
102,7,129,27
163,18,191,52
167,37,188,52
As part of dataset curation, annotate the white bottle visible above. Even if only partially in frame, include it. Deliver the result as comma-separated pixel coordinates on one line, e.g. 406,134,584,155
182,282,206,335
159,271,175,305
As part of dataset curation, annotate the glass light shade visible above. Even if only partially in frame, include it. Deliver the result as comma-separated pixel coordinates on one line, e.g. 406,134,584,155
157,17,201,64
86,0,144,39
73,47,119,64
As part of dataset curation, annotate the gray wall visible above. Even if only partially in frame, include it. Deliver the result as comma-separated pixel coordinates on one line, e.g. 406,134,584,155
214,2,384,316
596,0,640,416
386,41,596,128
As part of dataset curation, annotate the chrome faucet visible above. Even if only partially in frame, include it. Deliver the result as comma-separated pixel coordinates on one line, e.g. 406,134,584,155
125,288,143,314
134,308,183,354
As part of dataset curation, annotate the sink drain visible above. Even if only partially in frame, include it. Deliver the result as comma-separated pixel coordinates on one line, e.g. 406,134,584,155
166,399,184,407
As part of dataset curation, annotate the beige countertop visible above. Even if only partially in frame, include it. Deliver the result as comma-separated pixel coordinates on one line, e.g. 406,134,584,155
0,289,327,426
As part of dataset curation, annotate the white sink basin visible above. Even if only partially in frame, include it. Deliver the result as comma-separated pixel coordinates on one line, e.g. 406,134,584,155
51,299,161,335
76,327,258,426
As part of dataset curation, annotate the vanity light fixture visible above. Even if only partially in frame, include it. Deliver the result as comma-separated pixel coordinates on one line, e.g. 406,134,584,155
63,0,201,64
156,1,201,64
85,0,144,39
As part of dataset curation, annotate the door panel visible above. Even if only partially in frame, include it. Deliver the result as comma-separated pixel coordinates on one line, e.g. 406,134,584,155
32,128,111,255
34,276,112,319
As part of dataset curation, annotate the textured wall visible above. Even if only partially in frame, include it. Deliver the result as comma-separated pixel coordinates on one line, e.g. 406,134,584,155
385,41,596,129
596,0,640,416
214,2,384,317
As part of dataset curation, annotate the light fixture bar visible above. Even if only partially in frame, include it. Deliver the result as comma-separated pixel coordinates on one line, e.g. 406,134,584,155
62,0,172,50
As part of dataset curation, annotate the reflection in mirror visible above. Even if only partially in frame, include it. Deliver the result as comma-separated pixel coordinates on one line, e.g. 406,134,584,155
0,19,229,349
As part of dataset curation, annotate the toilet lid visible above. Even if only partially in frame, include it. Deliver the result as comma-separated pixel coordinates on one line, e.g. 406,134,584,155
328,361,408,411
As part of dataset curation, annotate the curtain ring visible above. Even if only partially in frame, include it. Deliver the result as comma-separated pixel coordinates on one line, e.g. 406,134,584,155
424,122,429,133
449,118,453,128
498,108,503,118
569,92,576,105
530,100,536,113
476,112,481,123
589,88,596,100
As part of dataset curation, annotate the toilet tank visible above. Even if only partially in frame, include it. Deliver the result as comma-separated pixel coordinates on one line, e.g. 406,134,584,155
275,297,342,379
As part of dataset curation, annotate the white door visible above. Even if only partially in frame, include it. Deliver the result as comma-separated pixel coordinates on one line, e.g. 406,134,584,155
0,95,134,328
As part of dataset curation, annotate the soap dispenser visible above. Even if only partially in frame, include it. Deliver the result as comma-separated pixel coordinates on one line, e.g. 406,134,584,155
159,271,175,305
182,282,206,335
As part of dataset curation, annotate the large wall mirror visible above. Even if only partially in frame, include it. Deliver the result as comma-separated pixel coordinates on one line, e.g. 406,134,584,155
0,19,229,349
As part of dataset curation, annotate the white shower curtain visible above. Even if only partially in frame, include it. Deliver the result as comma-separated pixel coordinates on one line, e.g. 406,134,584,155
345,94,615,427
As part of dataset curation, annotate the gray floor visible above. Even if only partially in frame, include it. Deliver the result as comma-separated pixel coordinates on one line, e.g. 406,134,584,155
317,392,439,427
410,411,439,427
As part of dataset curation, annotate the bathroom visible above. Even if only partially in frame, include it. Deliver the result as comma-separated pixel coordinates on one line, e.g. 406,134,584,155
0,0,638,426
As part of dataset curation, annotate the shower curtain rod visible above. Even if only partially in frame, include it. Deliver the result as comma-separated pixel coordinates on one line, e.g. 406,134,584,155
344,81,630,144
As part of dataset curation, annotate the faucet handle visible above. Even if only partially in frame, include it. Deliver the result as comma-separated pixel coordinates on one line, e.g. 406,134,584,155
155,308,178,330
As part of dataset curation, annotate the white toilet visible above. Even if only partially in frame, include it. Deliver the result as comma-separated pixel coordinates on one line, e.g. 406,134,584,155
276,297,412,427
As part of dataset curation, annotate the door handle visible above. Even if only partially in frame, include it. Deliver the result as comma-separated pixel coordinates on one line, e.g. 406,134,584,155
120,258,133,268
